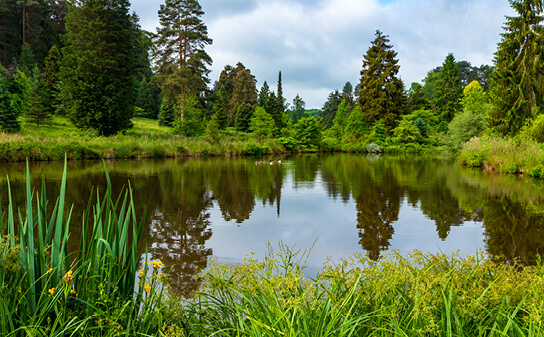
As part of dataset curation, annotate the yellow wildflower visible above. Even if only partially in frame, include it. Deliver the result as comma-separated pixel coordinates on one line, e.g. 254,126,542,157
139,269,145,278
64,270,73,282
144,284,151,294
70,289,77,296
47,267,52,274
48,288,55,295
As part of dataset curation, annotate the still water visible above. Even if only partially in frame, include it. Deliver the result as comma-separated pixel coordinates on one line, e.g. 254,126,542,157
2,154,544,293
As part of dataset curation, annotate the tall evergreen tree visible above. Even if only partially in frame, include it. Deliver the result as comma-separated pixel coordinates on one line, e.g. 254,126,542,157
212,85,228,129
434,53,463,123
318,90,342,129
277,71,284,112
0,0,21,64
409,82,432,111
358,30,406,133
0,75,21,132
153,0,212,102
489,0,544,135
258,80,270,107
230,68,257,126
60,0,134,136
342,81,354,107
289,94,305,124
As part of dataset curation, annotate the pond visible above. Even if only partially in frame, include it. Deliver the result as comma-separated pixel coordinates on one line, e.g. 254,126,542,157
2,154,544,293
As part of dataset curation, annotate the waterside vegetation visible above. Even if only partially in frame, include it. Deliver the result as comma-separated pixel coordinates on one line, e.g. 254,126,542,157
2,161,544,335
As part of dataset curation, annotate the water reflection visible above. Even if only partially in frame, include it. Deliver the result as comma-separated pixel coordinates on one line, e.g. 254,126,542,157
2,154,544,293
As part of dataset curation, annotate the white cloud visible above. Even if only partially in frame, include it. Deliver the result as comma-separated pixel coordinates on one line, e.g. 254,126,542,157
132,0,514,108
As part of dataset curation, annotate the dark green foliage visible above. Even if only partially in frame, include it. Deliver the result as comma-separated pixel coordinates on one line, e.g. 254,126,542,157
158,100,175,127
23,67,51,126
413,117,428,138
213,85,228,129
235,102,254,132
489,0,544,135
264,91,284,132
294,116,321,148
217,62,246,120
230,68,257,126
0,0,20,64
44,44,61,114
277,71,284,112
0,76,21,132
153,0,212,101
434,53,463,123
409,82,431,111
249,106,274,142
205,113,221,144
173,94,204,137
358,30,406,133
60,0,134,136
342,82,354,107
289,94,306,124
317,90,342,129
135,75,161,119
258,81,270,107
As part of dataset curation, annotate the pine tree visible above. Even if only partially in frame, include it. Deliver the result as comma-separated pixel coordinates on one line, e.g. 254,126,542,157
44,44,61,113
234,102,254,132
317,90,342,129
158,99,175,127
60,0,134,136
358,30,406,133
489,0,544,135
408,82,432,111
153,0,212,102
277,71,284,112
23,67,51,126
434,53,463,123
258,81,270,106
0,76,21,132
212,85,228,129
289,94,305,124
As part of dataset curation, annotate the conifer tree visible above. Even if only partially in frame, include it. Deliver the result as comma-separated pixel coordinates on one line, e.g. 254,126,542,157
318,90,342,129
258,81,270,107
249,106,274,142
153,0,212,102
229,68,257,126
489,0,544,135
434,53,463,123
408,82,432,111
0,76,21,132
44,44,61,113
277,71,284,112
60,0,134,136
212,85,228,129
358,30,406,133
289,94,305,124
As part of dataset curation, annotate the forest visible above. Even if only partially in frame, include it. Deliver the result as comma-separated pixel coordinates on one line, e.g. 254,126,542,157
1,0,544,166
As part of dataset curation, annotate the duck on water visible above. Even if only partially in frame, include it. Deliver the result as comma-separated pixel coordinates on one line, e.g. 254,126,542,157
255,159,282,165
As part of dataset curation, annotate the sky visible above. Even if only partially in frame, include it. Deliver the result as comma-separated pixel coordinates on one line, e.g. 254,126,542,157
130,0,514,109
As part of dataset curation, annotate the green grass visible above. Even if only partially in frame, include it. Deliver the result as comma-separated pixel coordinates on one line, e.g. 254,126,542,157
0,117,285,161
458,136,544,178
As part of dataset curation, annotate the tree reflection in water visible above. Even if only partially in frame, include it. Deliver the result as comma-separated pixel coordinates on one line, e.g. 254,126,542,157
2,155,544,295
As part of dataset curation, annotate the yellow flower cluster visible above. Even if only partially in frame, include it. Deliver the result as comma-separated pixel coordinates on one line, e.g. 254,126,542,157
70,289,77,296
48,287,55,295
64,270,73,283
144,283,151,294
148,259,163,269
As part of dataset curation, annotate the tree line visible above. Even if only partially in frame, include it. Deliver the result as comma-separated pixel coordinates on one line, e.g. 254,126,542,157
1,0,543,151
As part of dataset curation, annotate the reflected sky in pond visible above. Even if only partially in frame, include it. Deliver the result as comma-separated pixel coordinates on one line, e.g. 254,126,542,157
2,154,544,293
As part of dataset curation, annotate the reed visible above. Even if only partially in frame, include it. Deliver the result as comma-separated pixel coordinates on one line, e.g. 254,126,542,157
0,157,171,335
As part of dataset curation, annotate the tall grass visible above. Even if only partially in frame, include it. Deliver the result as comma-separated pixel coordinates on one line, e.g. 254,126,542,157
0,158,171,335
459,136,544,177
179,245,544,336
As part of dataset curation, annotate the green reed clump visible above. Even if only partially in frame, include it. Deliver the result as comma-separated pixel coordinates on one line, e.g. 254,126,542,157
180,245,544,336
0,158,173,336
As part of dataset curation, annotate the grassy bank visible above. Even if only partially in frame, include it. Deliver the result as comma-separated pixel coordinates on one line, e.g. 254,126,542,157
2,162,544,335
458,136,544,178
0,117,284,161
